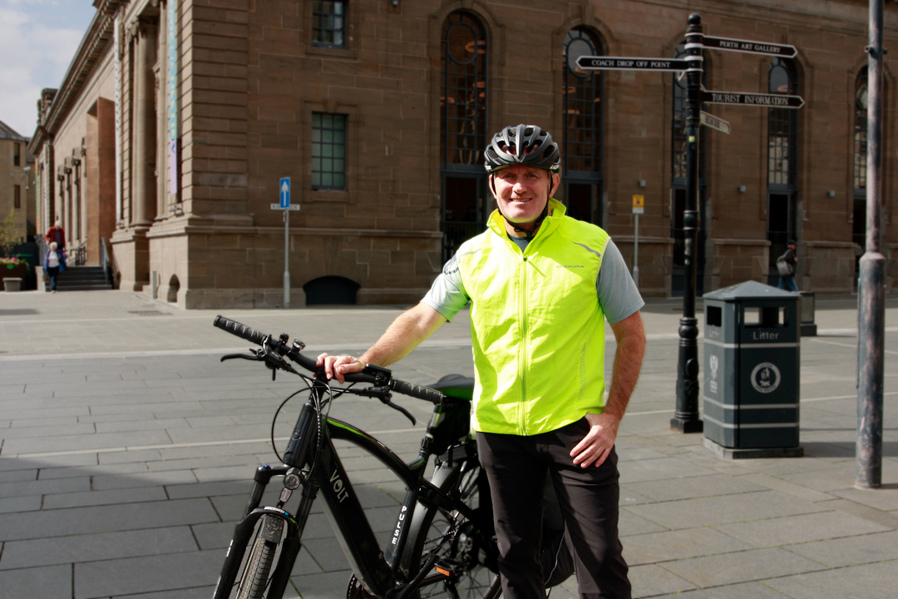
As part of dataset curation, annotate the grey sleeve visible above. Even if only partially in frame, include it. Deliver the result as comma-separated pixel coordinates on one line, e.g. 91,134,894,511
597,240,645,323
420,254,470,322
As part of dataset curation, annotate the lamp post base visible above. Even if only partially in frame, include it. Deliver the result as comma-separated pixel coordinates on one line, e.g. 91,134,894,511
670,416,703,434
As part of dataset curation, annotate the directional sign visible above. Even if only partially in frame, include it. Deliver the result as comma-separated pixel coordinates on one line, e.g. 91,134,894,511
703,90,804,109
576,56,691,72
700,111,731,134
279,177,291,208
703,36,797,59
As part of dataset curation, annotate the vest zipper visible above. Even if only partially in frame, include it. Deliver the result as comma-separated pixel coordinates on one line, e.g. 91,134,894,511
518,254,529,435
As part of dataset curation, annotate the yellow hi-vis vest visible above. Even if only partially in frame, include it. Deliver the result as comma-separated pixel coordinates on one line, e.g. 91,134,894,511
456,199,611,436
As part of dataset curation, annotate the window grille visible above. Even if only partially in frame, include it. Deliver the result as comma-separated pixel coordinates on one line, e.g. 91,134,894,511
312,113,346,190
313,1,346,48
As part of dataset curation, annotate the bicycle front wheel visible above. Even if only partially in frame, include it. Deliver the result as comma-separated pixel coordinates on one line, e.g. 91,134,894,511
407,462,499,599
218,513,286,599
237,535,278,599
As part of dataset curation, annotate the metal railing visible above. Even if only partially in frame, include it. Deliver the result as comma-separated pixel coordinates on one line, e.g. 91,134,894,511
71,241,87,266
100,237,113,286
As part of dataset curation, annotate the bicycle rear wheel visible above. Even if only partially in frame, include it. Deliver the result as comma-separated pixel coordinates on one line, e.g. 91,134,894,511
407,463,499,599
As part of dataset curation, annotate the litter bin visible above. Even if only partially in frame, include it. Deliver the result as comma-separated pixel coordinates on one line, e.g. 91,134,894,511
702,280,803,458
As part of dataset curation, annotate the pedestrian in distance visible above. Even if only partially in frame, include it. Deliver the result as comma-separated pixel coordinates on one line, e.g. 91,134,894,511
777,240,799,292
45,220,67,253
319,124,646,599
44,241,64,293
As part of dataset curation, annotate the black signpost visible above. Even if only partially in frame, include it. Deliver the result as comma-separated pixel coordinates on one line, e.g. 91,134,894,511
577,13,804,434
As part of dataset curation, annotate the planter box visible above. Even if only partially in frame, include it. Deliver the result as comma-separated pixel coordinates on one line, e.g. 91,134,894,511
3,277,23,292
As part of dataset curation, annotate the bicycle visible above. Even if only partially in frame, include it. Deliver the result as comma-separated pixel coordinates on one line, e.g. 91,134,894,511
211,315,571,599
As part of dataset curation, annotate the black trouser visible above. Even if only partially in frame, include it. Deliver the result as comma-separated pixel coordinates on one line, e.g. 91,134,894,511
476,419,630,599
46,266,59,291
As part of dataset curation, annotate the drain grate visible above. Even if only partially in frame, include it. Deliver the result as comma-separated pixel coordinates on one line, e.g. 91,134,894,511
128,310,171,316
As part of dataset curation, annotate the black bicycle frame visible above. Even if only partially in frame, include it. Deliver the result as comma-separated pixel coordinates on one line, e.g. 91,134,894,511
214,382,476,599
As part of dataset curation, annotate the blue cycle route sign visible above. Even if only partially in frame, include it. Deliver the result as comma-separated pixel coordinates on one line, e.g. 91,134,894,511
279,177,291,208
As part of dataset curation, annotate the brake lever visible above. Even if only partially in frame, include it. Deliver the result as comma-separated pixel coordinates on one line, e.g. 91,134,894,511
353,386,417,425
221,352,264,363
385,400,417,426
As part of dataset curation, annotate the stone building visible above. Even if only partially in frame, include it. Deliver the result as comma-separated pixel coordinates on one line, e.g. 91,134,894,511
0,121,35,248
28,0,897,308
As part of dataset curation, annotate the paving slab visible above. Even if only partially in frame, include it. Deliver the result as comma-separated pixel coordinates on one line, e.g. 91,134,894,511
1,290,897,597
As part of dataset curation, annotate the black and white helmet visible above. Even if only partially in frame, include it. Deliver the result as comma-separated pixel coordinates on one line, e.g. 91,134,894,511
484,124,561,173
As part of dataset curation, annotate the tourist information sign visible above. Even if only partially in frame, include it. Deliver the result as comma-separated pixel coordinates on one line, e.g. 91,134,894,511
703,35,797,59
703,90,804,109
575,56,691,72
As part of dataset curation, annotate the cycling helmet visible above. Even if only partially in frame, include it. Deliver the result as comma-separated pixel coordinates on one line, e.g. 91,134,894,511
484,124,561,173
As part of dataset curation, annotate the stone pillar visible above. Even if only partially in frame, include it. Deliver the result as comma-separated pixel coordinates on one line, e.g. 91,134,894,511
132,17,158,227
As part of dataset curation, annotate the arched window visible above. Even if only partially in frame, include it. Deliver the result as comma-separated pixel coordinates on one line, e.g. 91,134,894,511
440,11,488,261
767,59,798,187
670,43,707,296
441,11,487,167
562,27,603,224
766,58,799,279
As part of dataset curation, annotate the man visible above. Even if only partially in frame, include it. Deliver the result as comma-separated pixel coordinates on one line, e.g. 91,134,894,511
319,124,645,599
777,240,799,291
45,220,66,252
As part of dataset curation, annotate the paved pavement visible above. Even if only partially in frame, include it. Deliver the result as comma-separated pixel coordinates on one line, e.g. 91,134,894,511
0,288,896,598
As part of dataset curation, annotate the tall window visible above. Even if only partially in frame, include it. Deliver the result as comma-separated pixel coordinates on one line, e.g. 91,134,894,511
670,44,707,296
13,143,20,166
853,68,869,257
767,59,798,187
311,113,346,190
671,45,689,183
766,58,799,277
441,11,487,168
854,69,868,194
562,27,603,224
14,184,21,209
440,10,488,262
313,1,346,48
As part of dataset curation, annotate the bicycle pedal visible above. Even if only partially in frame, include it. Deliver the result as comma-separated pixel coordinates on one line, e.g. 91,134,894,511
433,559,460,578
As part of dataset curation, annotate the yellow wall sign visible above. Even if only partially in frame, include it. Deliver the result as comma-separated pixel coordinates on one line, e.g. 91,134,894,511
632,194,645,214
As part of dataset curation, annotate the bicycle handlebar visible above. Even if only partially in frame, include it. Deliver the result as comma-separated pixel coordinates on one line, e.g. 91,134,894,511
213,315,445,405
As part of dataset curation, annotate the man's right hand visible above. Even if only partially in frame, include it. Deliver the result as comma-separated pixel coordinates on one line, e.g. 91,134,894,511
316,353,365,383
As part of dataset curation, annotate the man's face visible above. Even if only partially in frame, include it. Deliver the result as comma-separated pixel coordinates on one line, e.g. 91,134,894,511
490,165,559,232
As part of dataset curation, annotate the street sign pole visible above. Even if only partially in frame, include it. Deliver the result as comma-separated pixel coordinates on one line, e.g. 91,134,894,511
857,0,885,489
284,208,290,309
672,13,705,434
633,195,645,287
279,178,291,309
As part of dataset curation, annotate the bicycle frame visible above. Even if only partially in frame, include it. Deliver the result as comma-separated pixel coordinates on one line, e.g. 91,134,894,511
213,380,477,599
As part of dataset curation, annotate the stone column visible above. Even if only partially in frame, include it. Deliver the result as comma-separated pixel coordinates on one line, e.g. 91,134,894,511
132,17,158,227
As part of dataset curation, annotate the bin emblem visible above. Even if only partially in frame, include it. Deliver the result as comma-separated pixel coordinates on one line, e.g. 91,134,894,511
750,362,781,394
709,355,719,394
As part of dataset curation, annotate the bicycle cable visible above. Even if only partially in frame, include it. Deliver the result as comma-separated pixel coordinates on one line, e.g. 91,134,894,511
268,372,356,481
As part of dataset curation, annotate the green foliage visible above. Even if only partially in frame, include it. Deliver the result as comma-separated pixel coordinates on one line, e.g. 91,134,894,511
0,209,18,257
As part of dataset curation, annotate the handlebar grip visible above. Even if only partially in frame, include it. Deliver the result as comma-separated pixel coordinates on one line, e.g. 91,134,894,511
391,379,445,404
214,315,266,346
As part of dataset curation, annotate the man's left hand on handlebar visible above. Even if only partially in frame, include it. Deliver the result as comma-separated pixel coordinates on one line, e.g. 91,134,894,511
316,353,365,383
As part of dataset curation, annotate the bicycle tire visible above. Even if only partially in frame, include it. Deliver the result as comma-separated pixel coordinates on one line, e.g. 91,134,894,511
234,515,282,599
407,462,498,599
